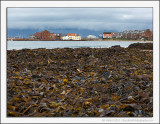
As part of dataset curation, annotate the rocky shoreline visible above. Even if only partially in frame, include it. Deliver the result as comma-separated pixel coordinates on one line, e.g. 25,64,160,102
7,43,153,117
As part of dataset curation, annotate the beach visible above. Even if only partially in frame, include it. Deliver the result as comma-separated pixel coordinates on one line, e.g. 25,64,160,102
7,43,153,117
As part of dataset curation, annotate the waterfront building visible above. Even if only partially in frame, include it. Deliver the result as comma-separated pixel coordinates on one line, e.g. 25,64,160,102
31,30,61,40
54,33,61,40
120,29,152,40
50,33,56,40
29,35,35,40
116,32,122,38
86,35,97,39
145,29,152,40
139,30,145,40
103,32,112,38
62,36,68,40
111,32,117,38
7,37,15,41
64,33,81,40
41,30,51,41
122,30,128,39
34,32,42,40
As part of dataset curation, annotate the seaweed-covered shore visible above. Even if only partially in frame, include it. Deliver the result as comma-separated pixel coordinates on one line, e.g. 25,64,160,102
7,43,153,117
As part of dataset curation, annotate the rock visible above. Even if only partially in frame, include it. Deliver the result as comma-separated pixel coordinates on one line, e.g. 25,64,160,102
128,43,153,50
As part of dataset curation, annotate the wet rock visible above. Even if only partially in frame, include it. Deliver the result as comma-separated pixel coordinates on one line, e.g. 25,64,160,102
128,43,153,50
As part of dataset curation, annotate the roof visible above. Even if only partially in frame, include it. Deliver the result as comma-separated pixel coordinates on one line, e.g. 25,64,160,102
103,34,112,36
103,32,112,34
67,33,76,36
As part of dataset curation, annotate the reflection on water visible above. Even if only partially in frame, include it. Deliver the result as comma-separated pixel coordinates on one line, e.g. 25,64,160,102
7,41,152,50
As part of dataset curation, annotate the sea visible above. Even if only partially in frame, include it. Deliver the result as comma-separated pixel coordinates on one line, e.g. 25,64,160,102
7,41,152,50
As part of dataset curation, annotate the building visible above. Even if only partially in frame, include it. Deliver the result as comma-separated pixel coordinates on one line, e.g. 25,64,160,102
34,32,42,40
116,32,123,38
111,32,117,38
31,30,61,41
41,30,51,41
50,33,56,40
7,37,15,41
103,32,112,38
139,30,145,40
145,29,152,40
86,35,97,39
29,35,35,40
122,30,128,39
54,33,61,40
120,29,153,40
67,33,75,40
62,36,68,40
63,33,81,40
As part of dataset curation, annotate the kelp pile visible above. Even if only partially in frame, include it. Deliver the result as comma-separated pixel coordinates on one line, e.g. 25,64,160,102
7,44,153,117
128,43,153,50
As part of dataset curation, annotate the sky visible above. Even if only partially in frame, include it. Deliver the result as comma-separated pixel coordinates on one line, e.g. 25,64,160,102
7,8,152,37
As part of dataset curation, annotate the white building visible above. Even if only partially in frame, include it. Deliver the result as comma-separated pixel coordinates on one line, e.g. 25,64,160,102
29,35,35,39
62,36,68,40
86,35,97,39
62,33,81,40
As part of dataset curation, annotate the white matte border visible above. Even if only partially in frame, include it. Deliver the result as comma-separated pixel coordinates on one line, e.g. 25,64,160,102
1,1,159,123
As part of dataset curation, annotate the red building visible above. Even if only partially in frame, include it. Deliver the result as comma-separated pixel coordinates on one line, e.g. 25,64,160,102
41,30,51,41
50,33,56,40
34,32,42,40
32,30,61,40
145,29,152,40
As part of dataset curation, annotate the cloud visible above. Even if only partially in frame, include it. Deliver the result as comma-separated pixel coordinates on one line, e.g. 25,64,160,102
7,8,152,31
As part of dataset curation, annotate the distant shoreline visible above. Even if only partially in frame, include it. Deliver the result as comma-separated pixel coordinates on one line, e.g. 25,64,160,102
8,40,153,42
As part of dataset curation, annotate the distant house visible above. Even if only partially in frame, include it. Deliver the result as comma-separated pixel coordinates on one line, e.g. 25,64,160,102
139,30,145,40
41,30,51,41
63,33,81,40
86,35,97,39
29,35,35,40
34,32,42,40
62,36,68,40
122,30,128,39
31,30,61,41
50,33,56,40
120,29,152,40
145,29,152,40
116,32,122,38
111,32,117,38
103,32,112,38
7,37,15,41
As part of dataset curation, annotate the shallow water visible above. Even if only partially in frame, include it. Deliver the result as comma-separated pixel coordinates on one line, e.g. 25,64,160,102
7,41,152,50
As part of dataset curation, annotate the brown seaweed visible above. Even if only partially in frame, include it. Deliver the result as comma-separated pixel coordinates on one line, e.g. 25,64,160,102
7,45,153,117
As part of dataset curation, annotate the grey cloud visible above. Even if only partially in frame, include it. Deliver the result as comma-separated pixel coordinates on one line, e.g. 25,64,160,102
7,8,152,31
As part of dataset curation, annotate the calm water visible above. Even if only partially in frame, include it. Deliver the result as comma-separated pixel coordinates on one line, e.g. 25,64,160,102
7,41,152,50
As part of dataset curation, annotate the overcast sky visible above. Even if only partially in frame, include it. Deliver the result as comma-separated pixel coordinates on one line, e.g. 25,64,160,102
7,8,152,32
